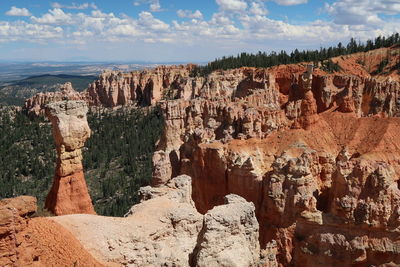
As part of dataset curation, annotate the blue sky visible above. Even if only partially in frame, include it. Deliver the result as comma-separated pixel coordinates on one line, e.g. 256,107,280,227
0,0,399,62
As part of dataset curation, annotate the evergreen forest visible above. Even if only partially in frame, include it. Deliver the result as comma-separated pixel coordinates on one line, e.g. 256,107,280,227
191,33,400,76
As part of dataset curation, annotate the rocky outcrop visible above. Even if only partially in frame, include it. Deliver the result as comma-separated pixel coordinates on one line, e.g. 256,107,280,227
292,157,400,266
193,194,260,267
153,68,400,184
87,65,197,107
23,82,86,117
0,196,104,266
52,175,261,266
45,100,95,215
23,62,400,124
151,150,173,186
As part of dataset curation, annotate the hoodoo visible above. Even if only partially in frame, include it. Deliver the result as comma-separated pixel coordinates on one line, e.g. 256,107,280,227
44,100,95,215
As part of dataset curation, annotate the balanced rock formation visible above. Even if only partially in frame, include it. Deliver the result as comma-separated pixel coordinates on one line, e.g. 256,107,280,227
45,100,95,215
52,175,261,266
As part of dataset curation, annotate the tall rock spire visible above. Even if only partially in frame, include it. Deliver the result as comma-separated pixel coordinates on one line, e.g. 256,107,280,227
45,100,95,215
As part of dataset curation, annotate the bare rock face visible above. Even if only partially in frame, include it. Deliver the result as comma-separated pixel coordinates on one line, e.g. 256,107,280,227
52,175,261,267
293,159,400,267
151,150,173,186
87,65,195,107
152,65,400,186
155,104,400,266
0,196,37,266
143,62,400,266
193,194,260,267
45,100,95,215
53,175,203,266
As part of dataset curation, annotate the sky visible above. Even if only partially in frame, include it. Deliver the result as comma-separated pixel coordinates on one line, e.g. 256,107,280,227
0,0,399,62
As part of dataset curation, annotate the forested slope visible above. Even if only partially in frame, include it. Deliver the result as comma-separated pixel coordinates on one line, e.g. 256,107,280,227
0,106,163,216
191,33,400,76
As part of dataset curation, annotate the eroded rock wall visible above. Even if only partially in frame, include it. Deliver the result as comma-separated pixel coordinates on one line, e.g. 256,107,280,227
19,50,400,266
23,82,87,117
0,196,37,266
175,113,400,266
150,65,400,266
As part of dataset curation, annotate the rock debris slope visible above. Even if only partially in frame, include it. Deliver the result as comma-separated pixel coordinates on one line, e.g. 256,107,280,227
0,196,103,266
45,100,95,215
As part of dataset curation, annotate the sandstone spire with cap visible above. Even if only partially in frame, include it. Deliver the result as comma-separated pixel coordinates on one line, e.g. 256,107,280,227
44,100,95,215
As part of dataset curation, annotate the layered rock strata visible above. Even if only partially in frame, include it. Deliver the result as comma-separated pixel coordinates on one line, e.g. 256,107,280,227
168,112,400,266
87,65,197,107
52,175,261,266
148,64,400,266
44,100,95,215
153,69,400,185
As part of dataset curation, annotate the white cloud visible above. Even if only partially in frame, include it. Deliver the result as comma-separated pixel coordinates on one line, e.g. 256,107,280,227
138,11,169,31
0,21,62,43
133,0,162,12
273,0,308,5
6,6,32,16
326,0,400,25
177,10,203,19
249,2,268,15
72,30,94,37
216,0,248,12
150,3,161,12
51,2,98,10
31,9,73,25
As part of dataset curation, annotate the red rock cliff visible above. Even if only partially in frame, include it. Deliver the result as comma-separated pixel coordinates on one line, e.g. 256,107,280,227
151,62,400,266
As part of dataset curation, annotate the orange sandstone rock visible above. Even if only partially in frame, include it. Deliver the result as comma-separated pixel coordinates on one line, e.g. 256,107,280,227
0,196,104,266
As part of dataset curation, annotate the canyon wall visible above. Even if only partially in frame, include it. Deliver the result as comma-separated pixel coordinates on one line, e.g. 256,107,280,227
150,65,400,266
45,100,95,215
19,46,400,265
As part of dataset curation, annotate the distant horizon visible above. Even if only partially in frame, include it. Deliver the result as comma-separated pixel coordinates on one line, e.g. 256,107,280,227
0,60,201,64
